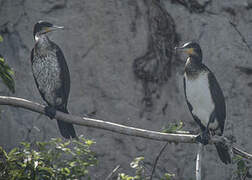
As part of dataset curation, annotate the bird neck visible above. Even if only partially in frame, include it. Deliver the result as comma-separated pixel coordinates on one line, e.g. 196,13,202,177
35,34,51,49
185,56,203,77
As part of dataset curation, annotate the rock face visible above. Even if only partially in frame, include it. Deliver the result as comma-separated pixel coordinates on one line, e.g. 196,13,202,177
1,0,252,179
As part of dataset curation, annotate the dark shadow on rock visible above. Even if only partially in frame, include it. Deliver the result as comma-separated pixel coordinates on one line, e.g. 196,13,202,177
133,0,177,117
170,0,211,13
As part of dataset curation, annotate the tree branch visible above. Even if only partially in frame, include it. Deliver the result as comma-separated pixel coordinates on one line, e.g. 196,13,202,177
0,96,197,143
105,165,121,180
196,143,203,180
0,95,252,161
229,21,252,54
150,142,169,180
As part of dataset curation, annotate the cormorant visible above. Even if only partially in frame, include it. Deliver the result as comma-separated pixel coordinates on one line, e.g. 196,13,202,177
31,21,77,139
176,42,231,164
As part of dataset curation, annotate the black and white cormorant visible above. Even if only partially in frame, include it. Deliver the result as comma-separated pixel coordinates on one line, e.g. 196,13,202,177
31,21,77,139
176,42,231,164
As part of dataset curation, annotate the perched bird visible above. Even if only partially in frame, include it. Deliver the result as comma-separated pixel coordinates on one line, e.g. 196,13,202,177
176,42,231,164
31,21,77,139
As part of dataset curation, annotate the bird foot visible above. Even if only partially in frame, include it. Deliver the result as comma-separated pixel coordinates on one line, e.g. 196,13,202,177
195,135,204,144
45,106,56,119
195,131,209,145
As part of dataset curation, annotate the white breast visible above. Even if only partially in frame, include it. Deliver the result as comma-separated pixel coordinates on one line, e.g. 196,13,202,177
185,72,215,127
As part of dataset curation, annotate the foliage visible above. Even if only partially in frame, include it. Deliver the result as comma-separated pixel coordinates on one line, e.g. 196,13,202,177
117,157,175,180
0,136,97,179
0,35,15,93
118,157,145,180
161,173,175,180
161,121,184,133
233,155,252,180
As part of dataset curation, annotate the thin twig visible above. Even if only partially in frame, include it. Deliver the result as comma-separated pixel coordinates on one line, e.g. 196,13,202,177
229,21,252,54
173,130,194,134
236,66,252,75
196,143,203,180
105,165,121,180
150,142,169,180
233,146,252,160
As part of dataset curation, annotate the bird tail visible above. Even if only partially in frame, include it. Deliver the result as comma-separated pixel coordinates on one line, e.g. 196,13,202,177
215,142,231,164
56,107,77,139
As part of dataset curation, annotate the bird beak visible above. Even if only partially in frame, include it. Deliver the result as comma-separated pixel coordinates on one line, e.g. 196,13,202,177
174,46,184,54
174,46,194,55
45,25,64,33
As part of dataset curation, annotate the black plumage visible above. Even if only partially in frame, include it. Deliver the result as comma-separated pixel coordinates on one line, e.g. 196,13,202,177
177,42,231,164
31,21,76,139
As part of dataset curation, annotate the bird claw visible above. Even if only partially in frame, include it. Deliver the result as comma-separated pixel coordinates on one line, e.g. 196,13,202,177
195,131,209,145
195,135,204,144
201,130,209,145
45,106,56,119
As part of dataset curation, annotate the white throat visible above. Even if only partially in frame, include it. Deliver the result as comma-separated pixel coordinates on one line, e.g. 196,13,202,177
35,35,40,42
34,34,50,48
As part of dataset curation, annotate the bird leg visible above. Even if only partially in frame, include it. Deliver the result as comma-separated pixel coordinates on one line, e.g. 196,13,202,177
197,111,216,145
195,129,209,145
195,134,202,143
201,129,210,145
45,106,56,119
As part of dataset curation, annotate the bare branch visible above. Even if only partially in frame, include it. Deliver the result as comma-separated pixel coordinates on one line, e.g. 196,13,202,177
0,96,197,143
233,146,252,160
105,165,121,180
229,21,252,54
0,95,252,161
196,143,203,180
150,142,169,180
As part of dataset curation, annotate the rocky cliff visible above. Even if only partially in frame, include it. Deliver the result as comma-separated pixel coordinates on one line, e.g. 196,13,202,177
1,0,252,179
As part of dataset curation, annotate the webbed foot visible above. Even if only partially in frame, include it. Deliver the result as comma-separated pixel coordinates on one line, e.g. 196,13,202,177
195,130,209,145
45,106,56,119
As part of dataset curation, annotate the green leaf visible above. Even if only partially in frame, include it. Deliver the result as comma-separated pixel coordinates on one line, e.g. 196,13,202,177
0,57,4,63
0,146,8,159
38,166,53,173
0,57,15,93
0,35,3,42
8,148,19,157
130,157,144,169
162,121,184,133
61,167,70,175
162,173,175,180
69,161,76,167
1,137,97,179
20,142,30,149
86,140,94,146
237,160,246,172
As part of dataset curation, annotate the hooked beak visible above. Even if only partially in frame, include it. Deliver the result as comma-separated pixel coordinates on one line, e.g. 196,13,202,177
174,46,185,54
44,25,64,33
174,46,194,55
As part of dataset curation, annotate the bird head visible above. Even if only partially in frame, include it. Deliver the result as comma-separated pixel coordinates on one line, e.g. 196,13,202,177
33,21,64,40
175,42,202,61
